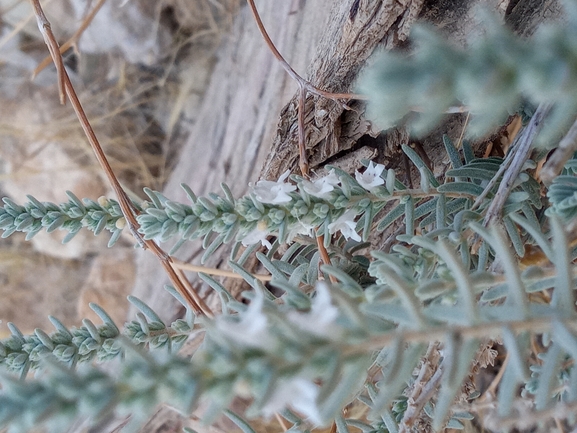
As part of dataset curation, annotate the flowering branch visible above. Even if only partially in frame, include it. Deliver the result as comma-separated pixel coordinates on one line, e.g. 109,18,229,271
0,298,193,378
3,155,536,260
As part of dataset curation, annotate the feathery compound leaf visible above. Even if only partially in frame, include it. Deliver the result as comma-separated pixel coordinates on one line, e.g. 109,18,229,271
414,196,438,221
256,252,290,283
376,204,404,232
320,265,364,297
445,166,500,181
198,273,233,310
436,194,446,229
228,260,261,290
443,135,463,170
535,342,563,411
223,410,257,433
509,212,552,259
319,357,370,423
127,296,165,325
550,216,575,316
16,3,577,431
371,343,427,417
437,182,486,197
552,321,577,361
413,237,479,325
402,144,439,188
201,234,225,264
471,223,529,320
503,216,525,257
335,414,351,433
7,30,577,428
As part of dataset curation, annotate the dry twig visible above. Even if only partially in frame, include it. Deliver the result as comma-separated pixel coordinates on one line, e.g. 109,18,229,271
274,412,289,431
245,0,362,177
471,103,551,225
540,118,577,185
172,259,272,282
33,0,108,78
30,0,213,318
398,343,442,433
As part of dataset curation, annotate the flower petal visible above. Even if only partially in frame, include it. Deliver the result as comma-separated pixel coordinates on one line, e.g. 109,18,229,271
302,170,341,198
241,225,272,249
355,161,385,191
215,292,273,348
328,210,361,241
252,170,296,204
261,377,323,425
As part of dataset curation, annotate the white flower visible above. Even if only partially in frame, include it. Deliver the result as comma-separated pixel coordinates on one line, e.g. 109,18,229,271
288,282,341,338
215,291,272,349
251,170,296,204
286,220,315,243
241,222,272,249
355,161,385,191
302,170,340,198
328,210,361,242
261,377,323,426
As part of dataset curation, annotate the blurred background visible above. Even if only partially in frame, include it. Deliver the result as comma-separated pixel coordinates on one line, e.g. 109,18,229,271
0,0,240,335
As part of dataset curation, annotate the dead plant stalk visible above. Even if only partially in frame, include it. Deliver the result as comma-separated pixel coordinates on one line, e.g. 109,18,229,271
33,0,108,78
30,0,213,318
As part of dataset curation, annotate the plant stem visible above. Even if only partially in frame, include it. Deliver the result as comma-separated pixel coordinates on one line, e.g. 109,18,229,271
30,0,213,317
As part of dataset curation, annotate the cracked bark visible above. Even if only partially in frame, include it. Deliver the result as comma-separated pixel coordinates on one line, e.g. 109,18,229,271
259,0,425,181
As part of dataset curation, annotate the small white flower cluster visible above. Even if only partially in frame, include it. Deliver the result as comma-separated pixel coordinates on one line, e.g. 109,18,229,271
243,162,386,248
302,170,340,199
251,171,296,204
327,209,361,242
215,283,341,349
215,282,340,425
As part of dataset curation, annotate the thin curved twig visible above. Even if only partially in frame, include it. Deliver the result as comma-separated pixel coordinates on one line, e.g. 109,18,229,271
32,0,107,78
245,0,365,102
398,343,442,433
482,103,551,225
30,0,213,318
172,259,272,282
540,117,577,185
245,0,364,179
471,103,551,223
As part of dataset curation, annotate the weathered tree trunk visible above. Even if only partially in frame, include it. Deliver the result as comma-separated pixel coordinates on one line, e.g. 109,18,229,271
130,0,564,431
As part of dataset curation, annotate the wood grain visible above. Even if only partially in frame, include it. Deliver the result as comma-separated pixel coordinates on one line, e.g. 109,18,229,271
259,0,425,180
130,0,335,320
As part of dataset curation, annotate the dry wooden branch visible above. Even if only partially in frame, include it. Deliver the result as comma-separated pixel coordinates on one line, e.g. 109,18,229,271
246,0,365,103
540,118,577,185
345,315,575,357
32,0,107,78
399,343,442,432
475,103,551,225
172,259,272,282
259,0,426,181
